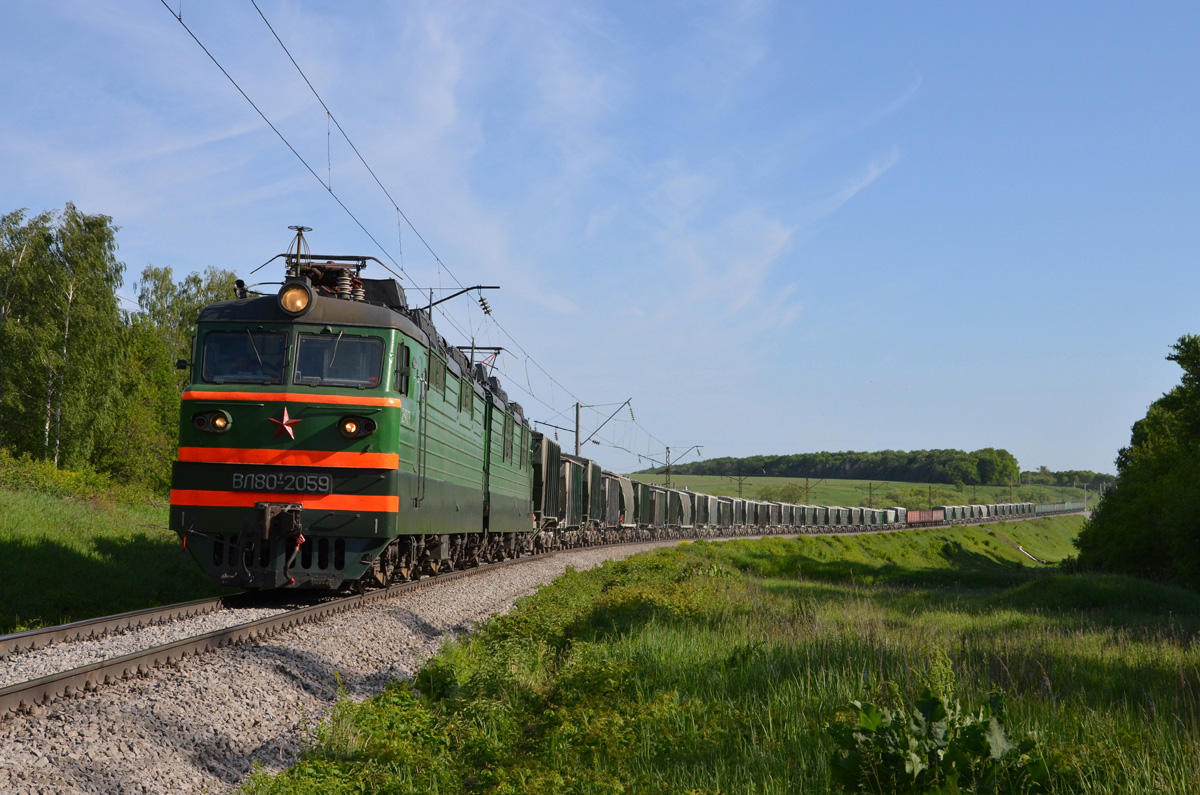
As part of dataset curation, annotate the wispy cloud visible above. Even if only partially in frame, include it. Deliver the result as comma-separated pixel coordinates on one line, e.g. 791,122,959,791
809,146,902,219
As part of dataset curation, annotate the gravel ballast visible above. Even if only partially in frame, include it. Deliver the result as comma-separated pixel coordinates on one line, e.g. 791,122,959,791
0,540,692,794
0,606,292,690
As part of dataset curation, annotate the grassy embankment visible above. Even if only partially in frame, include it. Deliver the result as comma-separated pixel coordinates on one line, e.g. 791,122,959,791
627,472,1089,508
0,451,227,634
241,514,1200,794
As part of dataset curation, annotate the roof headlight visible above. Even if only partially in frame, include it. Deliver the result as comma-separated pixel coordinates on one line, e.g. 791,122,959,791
279,282,313,316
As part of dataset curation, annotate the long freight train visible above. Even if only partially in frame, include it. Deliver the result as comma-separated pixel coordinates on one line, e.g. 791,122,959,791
169,237,1085,590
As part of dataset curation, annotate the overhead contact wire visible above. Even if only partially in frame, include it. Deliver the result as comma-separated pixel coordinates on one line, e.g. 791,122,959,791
249,0,464,291
170,2,670,461
159,0,407,283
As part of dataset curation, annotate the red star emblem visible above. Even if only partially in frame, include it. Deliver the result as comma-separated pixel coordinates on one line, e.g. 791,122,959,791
269,406,302,439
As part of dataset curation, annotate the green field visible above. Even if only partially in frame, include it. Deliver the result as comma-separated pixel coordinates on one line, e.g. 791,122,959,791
242,515,1200,794
0,490,228,634
625,472,1090,508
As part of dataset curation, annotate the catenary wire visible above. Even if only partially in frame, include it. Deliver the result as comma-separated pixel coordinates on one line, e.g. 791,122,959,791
163,1,675,463
250,0,468,293
159,0,407,284
246,1,609,431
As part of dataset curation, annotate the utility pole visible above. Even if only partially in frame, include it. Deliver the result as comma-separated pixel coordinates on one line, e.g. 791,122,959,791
858,481,886,509
662,444,702,490
725,464,751,498
573,398,633,457
800,476,825,503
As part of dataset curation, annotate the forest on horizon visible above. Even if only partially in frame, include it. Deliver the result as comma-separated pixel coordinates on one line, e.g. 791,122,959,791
653,450,1114,489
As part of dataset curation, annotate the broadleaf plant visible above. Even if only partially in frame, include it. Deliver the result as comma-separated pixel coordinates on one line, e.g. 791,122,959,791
826,689,1050,794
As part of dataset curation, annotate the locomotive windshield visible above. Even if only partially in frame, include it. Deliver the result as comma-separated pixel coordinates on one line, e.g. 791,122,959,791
201,331,286,384
294,333,384,388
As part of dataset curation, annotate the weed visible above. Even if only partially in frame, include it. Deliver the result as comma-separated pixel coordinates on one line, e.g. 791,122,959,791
826,690,1048,794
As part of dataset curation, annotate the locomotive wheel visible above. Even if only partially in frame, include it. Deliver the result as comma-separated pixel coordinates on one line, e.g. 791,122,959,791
374,541,400,586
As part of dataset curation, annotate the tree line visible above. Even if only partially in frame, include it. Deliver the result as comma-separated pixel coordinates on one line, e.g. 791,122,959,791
0,205,235,493
1021,466,1114,489
663,449,1024,486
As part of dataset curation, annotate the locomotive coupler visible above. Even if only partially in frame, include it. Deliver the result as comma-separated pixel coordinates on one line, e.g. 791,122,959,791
256,502,303,540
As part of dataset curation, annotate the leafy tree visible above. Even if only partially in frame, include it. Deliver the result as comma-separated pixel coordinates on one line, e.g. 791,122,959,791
1075,335,1200,588
0,204,124,468
135,264,236,391
0,206,236,491
96,264,236,489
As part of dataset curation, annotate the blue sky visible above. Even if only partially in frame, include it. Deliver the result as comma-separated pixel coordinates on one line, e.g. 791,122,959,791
2,1,1198,475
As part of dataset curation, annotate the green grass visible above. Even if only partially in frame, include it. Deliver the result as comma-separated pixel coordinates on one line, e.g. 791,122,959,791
241,515,1200,794
0,489,228,633
624,472,1089,508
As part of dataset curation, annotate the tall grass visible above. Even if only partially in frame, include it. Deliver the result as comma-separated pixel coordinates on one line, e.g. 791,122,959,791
0,449,229,633
242,516,1200,794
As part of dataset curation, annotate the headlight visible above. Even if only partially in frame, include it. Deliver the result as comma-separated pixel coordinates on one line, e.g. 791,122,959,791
339,416,377,438
279,283,312,315
194,410,233,433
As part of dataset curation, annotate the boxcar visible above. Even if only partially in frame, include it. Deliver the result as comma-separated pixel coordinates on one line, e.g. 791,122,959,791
906,508,945,526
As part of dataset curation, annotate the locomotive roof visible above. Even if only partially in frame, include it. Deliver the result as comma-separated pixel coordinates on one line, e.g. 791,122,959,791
197,293,429,345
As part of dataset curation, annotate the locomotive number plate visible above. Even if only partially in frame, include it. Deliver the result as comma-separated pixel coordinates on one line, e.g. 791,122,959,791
231,471,332,494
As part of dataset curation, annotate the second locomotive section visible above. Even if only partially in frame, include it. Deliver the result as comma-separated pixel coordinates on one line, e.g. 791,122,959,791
170,262,533,589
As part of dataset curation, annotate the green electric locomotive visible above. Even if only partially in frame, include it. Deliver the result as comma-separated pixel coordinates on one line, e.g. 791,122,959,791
170,236,533,589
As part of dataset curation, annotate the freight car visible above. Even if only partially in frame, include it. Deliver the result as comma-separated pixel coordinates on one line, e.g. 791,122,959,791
170,236,1087,591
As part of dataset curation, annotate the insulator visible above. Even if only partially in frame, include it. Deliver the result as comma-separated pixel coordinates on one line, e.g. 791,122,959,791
336,270,352,300
352,280,365,301
478,296,492,315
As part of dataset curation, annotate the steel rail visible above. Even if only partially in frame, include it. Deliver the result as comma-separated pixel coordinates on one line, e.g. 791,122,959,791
0,554,541,720
0,509,1083,721
0,596,231,661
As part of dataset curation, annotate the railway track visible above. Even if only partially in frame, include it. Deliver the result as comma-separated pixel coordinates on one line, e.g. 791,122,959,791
0,552,546,721
1,596,232,661
0,513,1082,722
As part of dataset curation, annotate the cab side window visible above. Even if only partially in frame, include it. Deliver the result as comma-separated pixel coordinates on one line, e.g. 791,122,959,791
394,344,411,395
